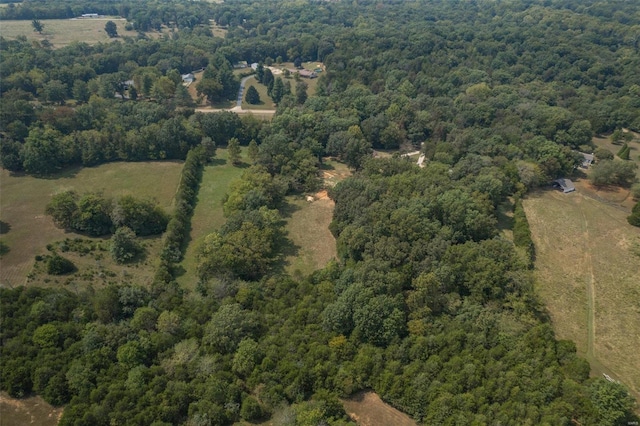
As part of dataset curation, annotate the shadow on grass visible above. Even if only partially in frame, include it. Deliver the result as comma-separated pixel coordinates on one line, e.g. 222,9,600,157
278,199,302,219
0,221,11,234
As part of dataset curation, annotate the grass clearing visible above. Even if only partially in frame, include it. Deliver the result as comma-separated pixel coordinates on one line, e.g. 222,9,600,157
282,194,337,278
0,162,183,288
176,148,247,289
342,391,417,426
523,188,640,399
0,18,143,47
242,77,277,110
592,132,640,167
0,392,62,426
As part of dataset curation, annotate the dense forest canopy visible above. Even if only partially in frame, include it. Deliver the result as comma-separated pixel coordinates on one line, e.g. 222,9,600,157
1,0,639,424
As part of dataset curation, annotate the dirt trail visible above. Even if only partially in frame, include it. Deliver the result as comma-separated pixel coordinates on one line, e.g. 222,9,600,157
578,199,596,359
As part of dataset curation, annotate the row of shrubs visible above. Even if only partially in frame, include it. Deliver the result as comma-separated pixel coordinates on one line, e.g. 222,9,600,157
155,146,207,283
513,197,535,267
628,201,640,227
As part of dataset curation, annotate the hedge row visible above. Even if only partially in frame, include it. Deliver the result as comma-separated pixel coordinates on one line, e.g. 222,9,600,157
155,146,207,284
513,198,535,267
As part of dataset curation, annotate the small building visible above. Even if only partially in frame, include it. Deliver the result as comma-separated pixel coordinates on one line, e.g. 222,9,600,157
233,61,248,69
298,69,317,78
81,13,99,18
122,80,135,88
579,152,594,168
181,73,195,84
553,178,576,193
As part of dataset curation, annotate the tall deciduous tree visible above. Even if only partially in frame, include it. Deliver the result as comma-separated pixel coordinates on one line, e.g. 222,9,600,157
32,19,44,34
105,21,118,38
227,137,241,166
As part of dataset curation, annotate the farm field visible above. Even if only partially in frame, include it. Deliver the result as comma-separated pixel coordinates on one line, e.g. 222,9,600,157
0,18,142,47
0,162,183,288
0,392,62,426
523,188,640,399
176,148,247,289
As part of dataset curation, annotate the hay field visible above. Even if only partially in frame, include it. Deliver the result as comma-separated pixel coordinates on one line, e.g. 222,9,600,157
0,162,183,288
0,18,140,47
523,189,640,399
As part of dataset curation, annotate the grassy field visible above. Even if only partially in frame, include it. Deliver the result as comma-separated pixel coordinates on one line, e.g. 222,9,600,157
0,18,142,47
523,188,640,399
0,162,183,288
282,194,337,278
176,148,247,289
342,392,417,426
0,392,62,426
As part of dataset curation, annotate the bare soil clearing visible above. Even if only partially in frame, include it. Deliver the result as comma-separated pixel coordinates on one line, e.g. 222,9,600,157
0,162,183,288
342,391,417,426
0,392,62,426
523,188,640,399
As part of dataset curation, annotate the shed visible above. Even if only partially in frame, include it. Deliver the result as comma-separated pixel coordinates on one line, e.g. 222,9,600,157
580,152,594,168
181,73,195,83
553,178,575,193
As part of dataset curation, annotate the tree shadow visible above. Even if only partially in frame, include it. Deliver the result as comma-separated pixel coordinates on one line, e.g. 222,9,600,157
278,199,302,219
208,158,226,166
32,165,82,180
0,221,11,235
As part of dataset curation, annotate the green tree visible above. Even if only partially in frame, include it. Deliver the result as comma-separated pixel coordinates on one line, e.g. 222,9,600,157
590,160,637,187
247,139,259,164
46,190,79,229
295,80,308,105
110,226,142,263
32,19,44,34
105,20,118,38
271,77,284,103
246,85,260,104
47,254,76,275
227,137,242,166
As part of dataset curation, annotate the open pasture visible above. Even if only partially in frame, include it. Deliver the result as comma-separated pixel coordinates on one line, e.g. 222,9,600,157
0,18,141,47
0,162,183,288
523,188,640,399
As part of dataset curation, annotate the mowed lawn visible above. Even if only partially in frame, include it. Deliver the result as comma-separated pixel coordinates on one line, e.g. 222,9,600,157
0,18,140,47
523,189,640,398
0,162,183,288
177,148,247,289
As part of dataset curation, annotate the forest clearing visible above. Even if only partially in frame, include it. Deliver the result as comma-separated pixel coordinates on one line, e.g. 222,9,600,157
0,18,141,47
524,189,640,399
0,392,62,426
0,162,183,288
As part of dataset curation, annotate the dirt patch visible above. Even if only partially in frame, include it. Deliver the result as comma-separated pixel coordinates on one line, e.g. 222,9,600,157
0,392,63,426
342,391,416,426
523,190,640,401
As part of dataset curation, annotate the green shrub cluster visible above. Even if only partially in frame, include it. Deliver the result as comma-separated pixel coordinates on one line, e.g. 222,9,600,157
156,146,206,282
46,254,76,275
513,198,535,267
46,192,168,237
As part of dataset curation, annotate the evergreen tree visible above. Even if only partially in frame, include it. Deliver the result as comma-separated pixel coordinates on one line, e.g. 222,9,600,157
248,139,259,164
246,85,260,104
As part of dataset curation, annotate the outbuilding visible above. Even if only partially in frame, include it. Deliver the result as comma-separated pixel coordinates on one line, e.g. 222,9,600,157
553,178,576,193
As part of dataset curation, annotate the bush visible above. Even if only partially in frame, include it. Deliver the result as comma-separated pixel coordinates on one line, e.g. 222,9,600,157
240,396,264,422
47,254,76,275
110,227,142,263
594,147,613,161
